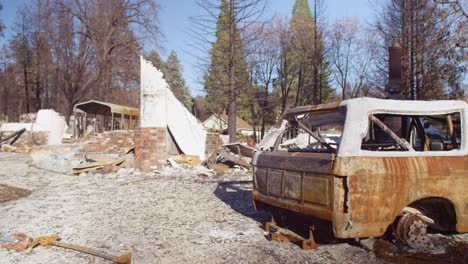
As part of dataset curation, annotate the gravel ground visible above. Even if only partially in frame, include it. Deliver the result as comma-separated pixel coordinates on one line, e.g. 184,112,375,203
0,152,447,263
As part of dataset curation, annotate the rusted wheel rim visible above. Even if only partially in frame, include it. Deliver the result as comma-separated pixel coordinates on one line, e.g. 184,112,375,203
395,213,433,250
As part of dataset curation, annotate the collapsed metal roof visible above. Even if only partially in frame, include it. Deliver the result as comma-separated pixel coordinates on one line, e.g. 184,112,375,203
73,100,139,117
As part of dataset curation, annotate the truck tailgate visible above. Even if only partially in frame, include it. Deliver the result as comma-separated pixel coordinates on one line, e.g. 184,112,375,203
252,151,335,220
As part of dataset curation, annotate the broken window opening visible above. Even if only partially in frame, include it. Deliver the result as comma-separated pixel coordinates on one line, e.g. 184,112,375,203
362,112,462,152
275,109,345,153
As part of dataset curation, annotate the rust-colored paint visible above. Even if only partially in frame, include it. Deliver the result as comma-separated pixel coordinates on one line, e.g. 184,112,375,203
331,155,467,238
253,152,335,222
253,154,467,239
253,99,467,240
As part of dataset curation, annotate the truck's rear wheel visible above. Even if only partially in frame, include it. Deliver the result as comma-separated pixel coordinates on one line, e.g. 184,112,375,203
394,208,434,250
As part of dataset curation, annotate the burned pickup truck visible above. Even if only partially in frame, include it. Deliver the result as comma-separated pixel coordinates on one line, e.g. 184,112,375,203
252,97,467,248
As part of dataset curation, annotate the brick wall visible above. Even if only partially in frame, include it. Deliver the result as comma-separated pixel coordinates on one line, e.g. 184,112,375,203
206,132,222,156
81,131,134,154
0,131,48,148
134,127,167,172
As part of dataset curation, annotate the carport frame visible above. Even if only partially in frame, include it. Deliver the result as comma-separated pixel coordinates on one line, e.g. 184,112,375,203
73,100,139,137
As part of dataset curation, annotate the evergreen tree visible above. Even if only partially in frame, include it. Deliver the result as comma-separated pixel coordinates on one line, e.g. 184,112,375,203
292,0,312,20
318,55,334,103
145,50,166,73
289,0,331,105
204,0,249,117
145,50,193,110
165,51,193,110
290,0,314,106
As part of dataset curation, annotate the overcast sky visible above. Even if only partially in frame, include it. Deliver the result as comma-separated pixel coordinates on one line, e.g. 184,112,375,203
1,0,375,96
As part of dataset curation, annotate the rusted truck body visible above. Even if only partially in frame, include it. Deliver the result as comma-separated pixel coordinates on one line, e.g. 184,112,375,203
252,97,467,241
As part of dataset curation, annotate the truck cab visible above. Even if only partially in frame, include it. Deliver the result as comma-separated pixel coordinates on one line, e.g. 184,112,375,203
252,97,467,246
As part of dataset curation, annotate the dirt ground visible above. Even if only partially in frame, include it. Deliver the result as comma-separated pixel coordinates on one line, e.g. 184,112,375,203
0,152,465,264
0,184,31,203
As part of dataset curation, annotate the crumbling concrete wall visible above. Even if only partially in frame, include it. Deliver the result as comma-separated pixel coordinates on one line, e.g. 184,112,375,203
0,109,67,147
0,131,48,148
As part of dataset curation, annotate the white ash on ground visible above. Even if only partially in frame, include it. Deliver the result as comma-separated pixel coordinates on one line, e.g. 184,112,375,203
0,152,464,263
30,145,82,174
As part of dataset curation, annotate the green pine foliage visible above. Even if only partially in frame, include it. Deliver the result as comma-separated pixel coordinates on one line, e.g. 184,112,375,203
289,0,332,105
292,0,313,22
146,50,166,74
165,51,193,110
204,0,249,114
145,50,193,110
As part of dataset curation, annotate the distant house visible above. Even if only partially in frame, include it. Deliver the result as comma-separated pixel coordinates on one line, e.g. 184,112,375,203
202,113,255,137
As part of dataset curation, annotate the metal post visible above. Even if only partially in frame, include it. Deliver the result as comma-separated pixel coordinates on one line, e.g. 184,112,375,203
111,113,114,131
84,113,87,136
129,115,133,130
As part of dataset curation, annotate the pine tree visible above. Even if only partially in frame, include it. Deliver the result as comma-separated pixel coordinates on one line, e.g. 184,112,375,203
145,50,193,110
318,55,334,103
165,51,193,110
289,0,331,105
204,0,249,119
292,0,312,20
290,0,313,106
145,50,166,73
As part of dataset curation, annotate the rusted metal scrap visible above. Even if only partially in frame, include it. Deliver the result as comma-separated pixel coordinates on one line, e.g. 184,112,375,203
0,234,31,251
265,219,318,250
31,235,131,264
0,233,131,264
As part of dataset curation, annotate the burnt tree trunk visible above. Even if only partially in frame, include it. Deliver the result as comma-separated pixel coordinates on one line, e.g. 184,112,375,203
228,0,237,143
312,0,319,104
23,65,30,113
